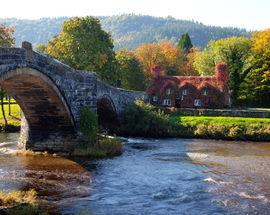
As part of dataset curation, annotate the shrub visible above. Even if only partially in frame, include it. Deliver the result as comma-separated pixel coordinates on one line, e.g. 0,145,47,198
79,107,98,143
120,100,181,137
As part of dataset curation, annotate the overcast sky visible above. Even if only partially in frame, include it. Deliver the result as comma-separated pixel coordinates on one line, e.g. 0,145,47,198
1,0,269,30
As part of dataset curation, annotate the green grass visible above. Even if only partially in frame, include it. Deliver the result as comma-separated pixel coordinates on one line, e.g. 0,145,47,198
169,115,270,141
170,116,270,127
0,104,21,129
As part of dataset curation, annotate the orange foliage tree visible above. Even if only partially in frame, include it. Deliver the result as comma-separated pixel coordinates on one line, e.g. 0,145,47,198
135,41,183,84
0,23,15,47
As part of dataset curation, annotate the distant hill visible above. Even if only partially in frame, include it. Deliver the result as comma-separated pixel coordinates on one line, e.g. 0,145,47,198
0,14,250,50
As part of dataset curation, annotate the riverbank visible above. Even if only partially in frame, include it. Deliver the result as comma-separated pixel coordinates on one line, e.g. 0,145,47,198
0,189,48,215
1,102,270,142
119,101,270,141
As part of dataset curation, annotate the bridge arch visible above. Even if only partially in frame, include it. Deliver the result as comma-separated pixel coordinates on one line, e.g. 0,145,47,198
0,67,76,150
97,94,119,132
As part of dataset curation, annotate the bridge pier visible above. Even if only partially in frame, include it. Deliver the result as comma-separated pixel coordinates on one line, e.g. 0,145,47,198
19,113,79,152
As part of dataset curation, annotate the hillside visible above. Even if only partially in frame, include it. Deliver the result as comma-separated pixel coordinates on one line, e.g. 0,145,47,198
0,14,250,50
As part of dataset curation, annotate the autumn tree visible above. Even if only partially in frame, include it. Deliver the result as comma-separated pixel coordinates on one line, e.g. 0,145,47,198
46,16,119,85
35,43,47,54
0,23,15,47
194,37,252,105
135,41,182,84
179,47,200,76
116,49,145,91
241,29,270,107
177,33,193,54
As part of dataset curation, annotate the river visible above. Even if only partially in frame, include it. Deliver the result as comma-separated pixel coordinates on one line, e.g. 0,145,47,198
0,133,270,214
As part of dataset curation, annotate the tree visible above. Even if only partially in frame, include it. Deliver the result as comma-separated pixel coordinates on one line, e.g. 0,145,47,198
179,47,200,76
0,89,8,129
194,37,252,105
0,23,15,129
35,43,47,54
177,33,193,54
46,16,119,85
0,23,15,47
135,41,182,84
240,29,270,107
116,49,146,91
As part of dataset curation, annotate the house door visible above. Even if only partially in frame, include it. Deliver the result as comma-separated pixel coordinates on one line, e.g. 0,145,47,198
175,98,181,108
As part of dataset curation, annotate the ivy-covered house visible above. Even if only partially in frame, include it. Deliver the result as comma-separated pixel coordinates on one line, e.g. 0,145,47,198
147,63,230,108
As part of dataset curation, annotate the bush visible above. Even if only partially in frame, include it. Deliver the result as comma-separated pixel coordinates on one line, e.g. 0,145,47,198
79,107,98,143
120,100,181,137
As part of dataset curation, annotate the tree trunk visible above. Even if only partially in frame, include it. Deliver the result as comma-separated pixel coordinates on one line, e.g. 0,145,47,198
8,96,11,116
1,97,8,131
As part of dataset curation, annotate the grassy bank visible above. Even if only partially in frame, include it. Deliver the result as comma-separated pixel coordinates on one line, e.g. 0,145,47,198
0,189,48,215
170,116,270,141
72,135,123,158
120,101,270,141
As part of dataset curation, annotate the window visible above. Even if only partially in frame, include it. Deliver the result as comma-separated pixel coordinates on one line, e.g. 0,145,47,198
203,89,208,96
182,89,188,95
194,99,201,107
163,99,171,106
152,96,158,102
166,88,171,95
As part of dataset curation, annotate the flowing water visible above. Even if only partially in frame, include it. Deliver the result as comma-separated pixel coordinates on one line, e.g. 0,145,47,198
0,133,270,214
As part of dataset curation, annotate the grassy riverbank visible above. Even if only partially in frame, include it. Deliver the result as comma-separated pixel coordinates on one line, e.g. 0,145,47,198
0,189,48,215
72,135,123,158
120,101,270,141
170,116,270,141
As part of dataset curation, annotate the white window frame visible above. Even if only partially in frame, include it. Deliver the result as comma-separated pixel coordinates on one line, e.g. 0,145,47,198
152,96,158,102
163,99,171,106
194,99,201,107
166,88,171,95
182,89,188,95
203,89,208,96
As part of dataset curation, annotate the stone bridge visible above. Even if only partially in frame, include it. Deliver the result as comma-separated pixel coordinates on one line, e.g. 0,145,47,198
0,42,146,152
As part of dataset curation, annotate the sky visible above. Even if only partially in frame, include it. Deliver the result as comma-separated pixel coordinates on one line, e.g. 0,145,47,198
1,0,269,30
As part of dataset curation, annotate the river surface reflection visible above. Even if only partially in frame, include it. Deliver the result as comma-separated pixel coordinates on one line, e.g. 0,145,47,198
0,133,270,214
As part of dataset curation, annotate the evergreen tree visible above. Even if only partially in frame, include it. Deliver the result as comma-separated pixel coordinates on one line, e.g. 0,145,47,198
177,33,193,54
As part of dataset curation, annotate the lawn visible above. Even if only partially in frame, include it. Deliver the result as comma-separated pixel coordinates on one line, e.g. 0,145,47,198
170,116,270,127
170,115,270,141
0,103,21,128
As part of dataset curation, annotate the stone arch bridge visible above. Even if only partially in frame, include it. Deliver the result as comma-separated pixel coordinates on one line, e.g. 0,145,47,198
0,42,145,152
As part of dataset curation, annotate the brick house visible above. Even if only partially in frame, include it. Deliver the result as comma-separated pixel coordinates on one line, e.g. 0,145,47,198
147,63,230,108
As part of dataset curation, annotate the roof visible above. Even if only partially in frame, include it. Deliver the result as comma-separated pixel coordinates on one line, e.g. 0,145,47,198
147,74,226,96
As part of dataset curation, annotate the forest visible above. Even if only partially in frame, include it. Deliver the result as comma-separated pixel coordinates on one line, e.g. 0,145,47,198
0,14,250,50
0,16,269,110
